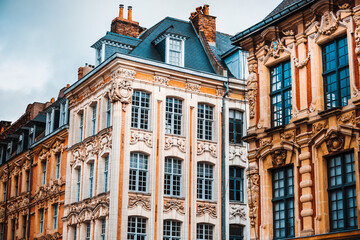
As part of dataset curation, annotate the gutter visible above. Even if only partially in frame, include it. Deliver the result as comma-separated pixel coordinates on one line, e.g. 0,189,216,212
222,80,230,240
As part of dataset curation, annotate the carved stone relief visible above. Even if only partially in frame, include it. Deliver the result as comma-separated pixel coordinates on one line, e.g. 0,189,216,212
229,204,246,220
197,141,217,158
312,120,328,134
317,11,340,36
163,200,185,215
164,136,186,152
128,195,151,211
247,162,259,227
130,130,152,148
293,52,310,69
326,132,345,153
186,82,201,92
154,76,169,86
338,111,355,125
247,62,258,119
271,149,287,167
228,145,247,163
196,203,217,218
108,68,135,110
264,39,286,59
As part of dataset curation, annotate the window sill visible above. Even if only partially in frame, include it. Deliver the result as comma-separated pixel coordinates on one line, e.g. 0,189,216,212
318,106,342,118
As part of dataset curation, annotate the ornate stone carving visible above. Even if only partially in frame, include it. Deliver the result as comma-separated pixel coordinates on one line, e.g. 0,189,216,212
354,16,360,56
130,130,152,148
247,162,259,227
33,178,65,204
186,82,201,92
196,203,217,218
99,130,112,152
326,132,345,153
271,149,287,167
229,204,246,220
197,141,217,158
293,52,310,69
264,39,286,59
164,136,186,152
216,87,225,97
339,2,351,10
338,111,355,125
282,29,295,36
317,11,340,36
163,200,185,215
281,131,295,142
228,145,247,163
128,195,151,211
84,141,99,160
247,62,258,119
108,68,135,110
260,137,272,148
312,121,328,134
154,76,169,86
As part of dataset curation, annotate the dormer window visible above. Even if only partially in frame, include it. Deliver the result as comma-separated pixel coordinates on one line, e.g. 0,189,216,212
17,134,23,154
154,33,186,67
28,127,34,146
168,38,182,66
45,108,55,135
96,47,103,66
6,142,12,160
59,99,69,127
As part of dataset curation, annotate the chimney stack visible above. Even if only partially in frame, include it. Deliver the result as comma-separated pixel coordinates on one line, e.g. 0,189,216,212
110,4,146,38
78,64,94,80
119,4,124,18
189,4,216,45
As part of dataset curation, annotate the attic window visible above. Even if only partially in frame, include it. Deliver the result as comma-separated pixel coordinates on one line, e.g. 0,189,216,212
168,38,182,66
154,33,186,67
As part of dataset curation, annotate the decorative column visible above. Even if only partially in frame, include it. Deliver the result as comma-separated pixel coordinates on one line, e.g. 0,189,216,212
107,67,135,240
247,59,258,131
247,161,259,240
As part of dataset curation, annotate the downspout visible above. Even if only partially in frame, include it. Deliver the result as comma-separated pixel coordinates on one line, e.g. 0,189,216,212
27,150,33,240
222,79,230,240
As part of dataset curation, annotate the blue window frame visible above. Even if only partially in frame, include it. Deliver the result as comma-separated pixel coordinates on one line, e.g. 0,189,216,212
91,103,97,136
328,152,357,231
104,156,109,192
166,97,183,135
197,104,213,141
163,220,181,240
76,168,81,202
56,153,61,179
229,110,243,144
164,157,182,197
322,36,350,109
229,167,244,202
86,222,91,240
89,162,94,198
270,61,292,127
101,219,106,240
196,223,213,240
106,97,112,128
131,91,150,130
197,163,213,200
129,153,148,192
127,216,146,239
272,166,294,239
229,224,244,240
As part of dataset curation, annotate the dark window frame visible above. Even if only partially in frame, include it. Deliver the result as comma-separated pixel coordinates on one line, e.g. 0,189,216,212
229,110,243,144
229,166,244,203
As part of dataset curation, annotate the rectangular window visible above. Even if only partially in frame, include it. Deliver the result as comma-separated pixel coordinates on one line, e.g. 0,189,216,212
3,183,7,201
197,163,213,200
104,156,109,192
28,127,34,146
26,170,30,192
197,223,213,240
197,104,213,141
77,168,81,202
131,91,150,130
17,134,23,154
229,224,244,240
164,158,182,197
59,101,68,126
129,153,148,192
229,110,243,144
96,47,102,66
89,162,94,198
0,223,4,240
328,152,357,231
23,215,27,238
73,226,77,240
229,167,244,202
169,38,182,66
163,220,181,240
92,103,97,136
101,219,106,240
127,217,146,239
42,161,47,185
11,219,15,240
270,61,292,127
39,209,44,233
15,175,19,197
79,113,84,142
272,166,294,239
165,97,183,135
86,222,91,240
56,153,61,179
106,97,112,128
46,110,53,135
322,36,350,109
53,204,58,229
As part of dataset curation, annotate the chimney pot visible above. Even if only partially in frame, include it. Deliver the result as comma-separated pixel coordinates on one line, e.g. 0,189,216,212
67,84,70,88
119,4,124,18
51,98,55,103
203,4,209,15
196,6,202,13
128,6,132,21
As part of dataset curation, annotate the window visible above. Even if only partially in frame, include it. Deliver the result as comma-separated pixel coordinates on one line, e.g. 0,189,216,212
272,166,294,239
101,219,106,240
129,153,148,192
328,152,357,231
0,223,4,240
106,97,112,128
163,220,181,240
92,103,97,136
28,127,34,146
322,36,350,109
165,97,182,135
6,142,12,160
73,226,77,240
86,222,91,240
11,219,15,240
46,109,54,135
197,163,213,200
229,167,244,202
89,162,94,198
23,215,27,238
39,209,44,233
127,217,146,240
96,47,102,65
197,104,213,141
229,110,243,144
26,170,30,192
164,158,182,197
59,100,68,126
76,168,81,202
17,134,23,154
104,156,109,192
168,38,183,66
270,61,292,127
229,224,244,240
42,161,47,185
56,153,61,179
131,91,150,130
79,113,84,142
196,223,213,240
3,183,7,201
15,175,19,197
53,204,58,229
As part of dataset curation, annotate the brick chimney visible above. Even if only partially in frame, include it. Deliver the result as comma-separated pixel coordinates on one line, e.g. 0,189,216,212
110,5,146,38
78,63,94,80
190,5,216,45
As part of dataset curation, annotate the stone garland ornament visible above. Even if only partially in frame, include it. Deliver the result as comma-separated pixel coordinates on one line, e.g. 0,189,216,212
247,63,258,119
271,149,287,167
293,52,311,69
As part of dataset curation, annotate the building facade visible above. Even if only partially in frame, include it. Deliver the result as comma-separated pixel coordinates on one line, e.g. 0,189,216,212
62,5,249,240
232,0,360,239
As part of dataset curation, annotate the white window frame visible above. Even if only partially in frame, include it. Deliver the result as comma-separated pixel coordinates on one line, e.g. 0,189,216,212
59,99,69,126
53,204,58,229
163,220,181,240
42,161,47,185
56,153,61,179
89,162,94,198
131,91,150,130
104,156,109,192
106,97,112,128
91,103,97,136
76,168,81,202
86,222,91,240
197,104,214,141
165,97,183,135
197,163,213,200
197,223,213,240
79,113,84,142
101,219,106,240
39,209,44,233
164,157,182,197
129,153,148,193
165,36,185,67
17,134,23,154
127,217,147,239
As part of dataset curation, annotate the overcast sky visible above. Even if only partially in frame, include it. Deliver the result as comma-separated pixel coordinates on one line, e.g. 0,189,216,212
0,0,282,122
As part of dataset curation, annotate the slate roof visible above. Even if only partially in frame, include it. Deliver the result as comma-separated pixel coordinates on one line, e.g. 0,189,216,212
92,16,235,75
265,0,302,19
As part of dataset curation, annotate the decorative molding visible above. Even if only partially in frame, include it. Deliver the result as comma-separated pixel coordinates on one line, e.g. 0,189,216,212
229,204,246,220
130,130,152,148
280,131,295,142
164,136,186,152
317,11,340,36
312,120,328,134
108,68,135,110
228,145,247,163
293,52,310,69
33,232,62,240
271,149,287,167
154,76,169,86
326,132,345,153
163,200,185,215
247,62,258,119
196,203,217,218
128,195,151,211
216,87,225,97
186,82,201,92
197,141,217,158
264,39,286,59
33,178,65,205
247,162,259,227
260,137,272,148
282,29,295,36
337,111,355,125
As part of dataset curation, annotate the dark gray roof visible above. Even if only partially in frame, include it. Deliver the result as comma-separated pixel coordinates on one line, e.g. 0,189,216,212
210,31,235,68
265,0,302,19
91,31,142,48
